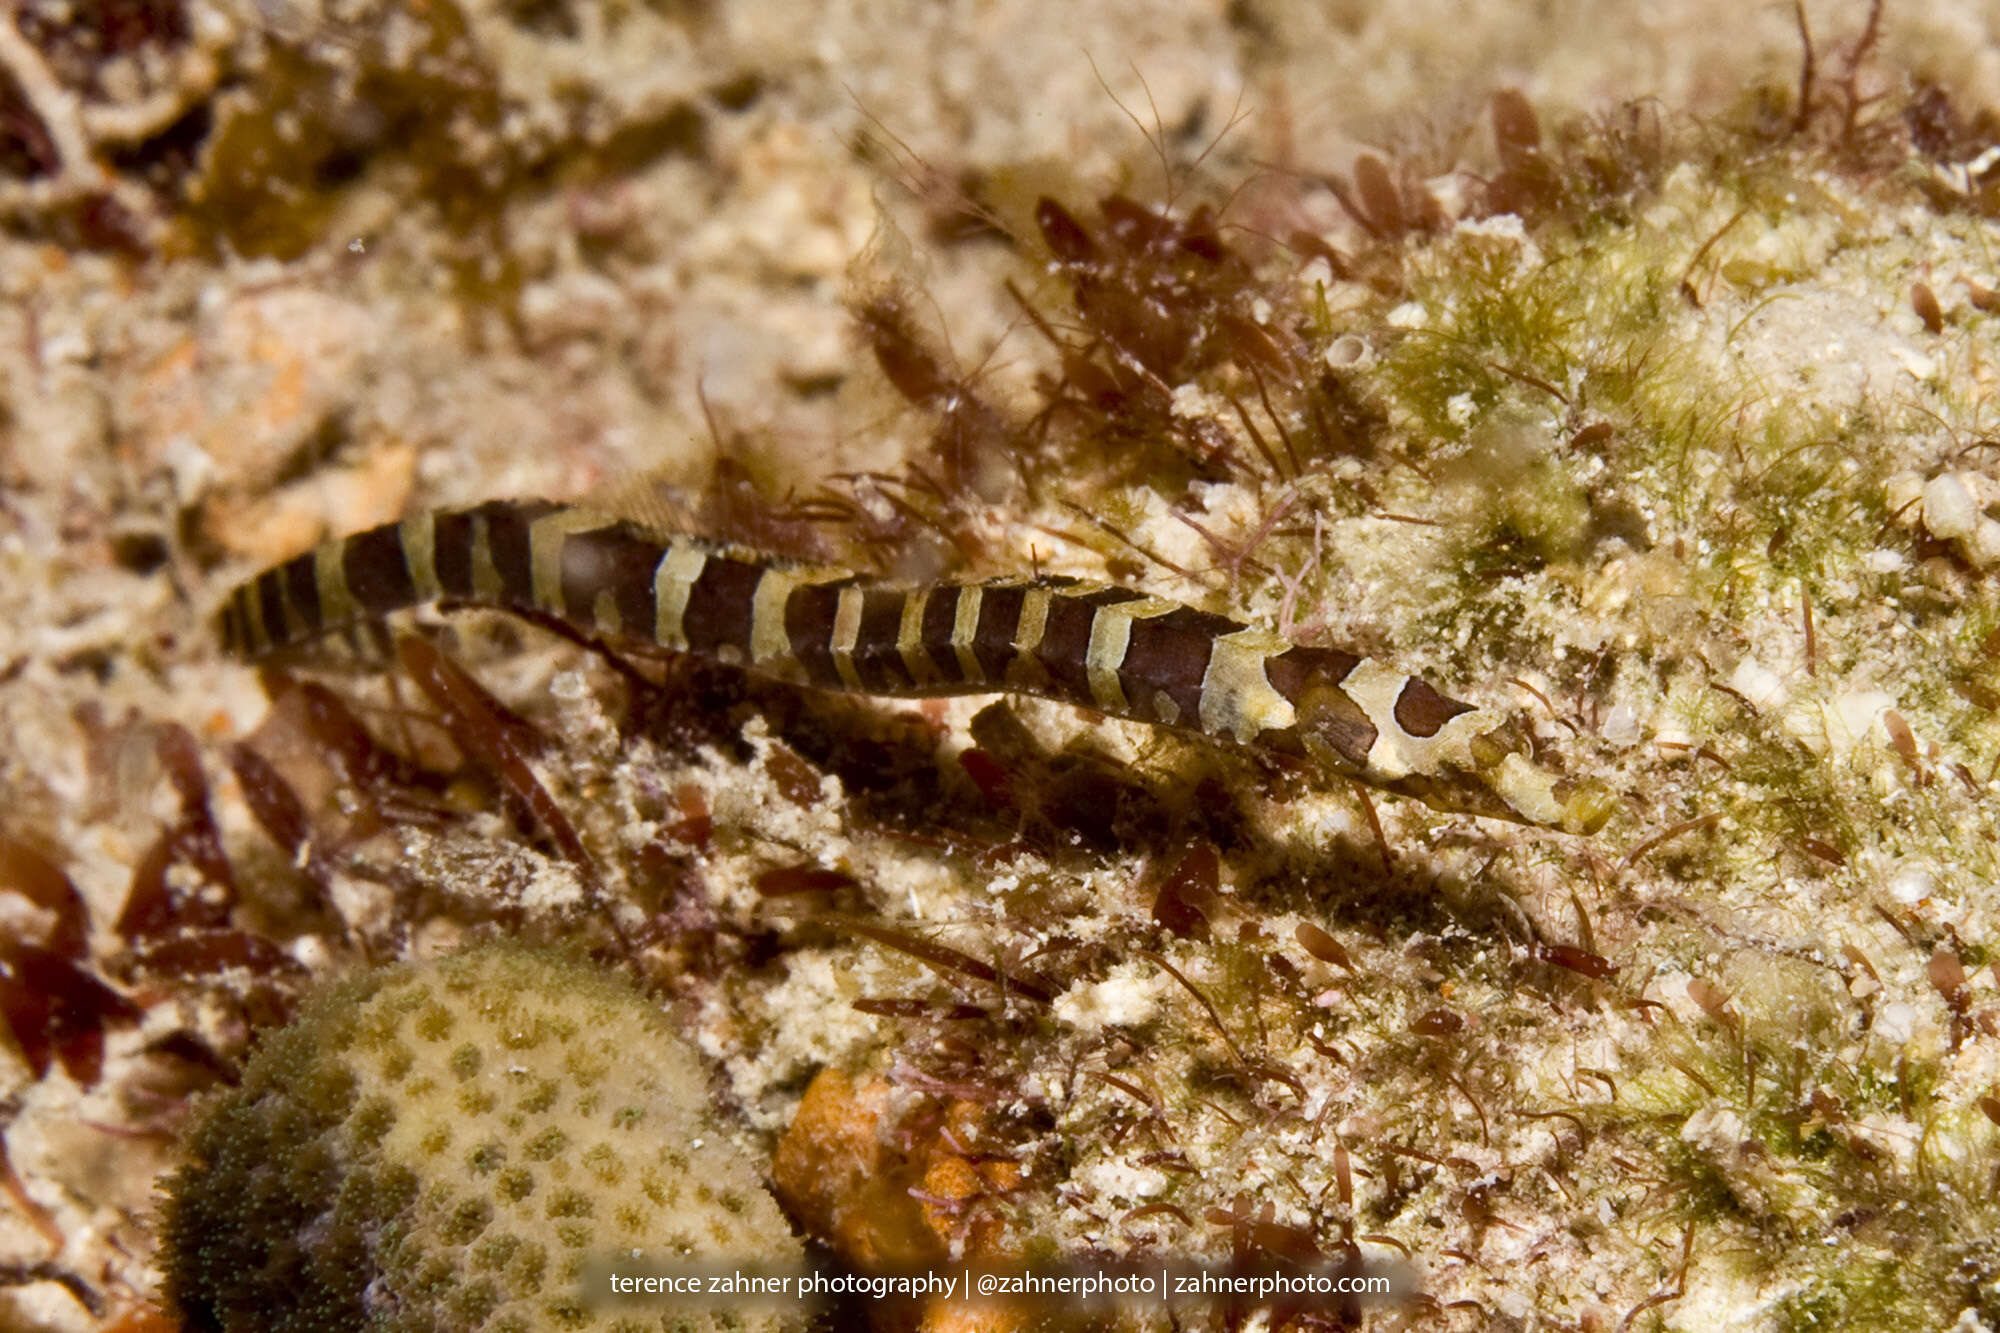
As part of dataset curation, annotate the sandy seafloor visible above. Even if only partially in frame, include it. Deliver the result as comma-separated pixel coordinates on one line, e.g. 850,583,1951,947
5,1,2000,1330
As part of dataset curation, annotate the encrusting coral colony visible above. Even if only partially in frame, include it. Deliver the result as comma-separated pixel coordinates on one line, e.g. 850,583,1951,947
162,944,804,1333
1,1,1999,1330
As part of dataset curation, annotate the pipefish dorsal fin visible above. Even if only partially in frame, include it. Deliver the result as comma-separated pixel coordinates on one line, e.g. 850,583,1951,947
575,467,846,569
573,471,700,540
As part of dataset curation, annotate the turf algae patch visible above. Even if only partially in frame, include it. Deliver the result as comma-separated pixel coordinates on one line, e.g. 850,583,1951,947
159,943,802,1333
1331,90,2000,1327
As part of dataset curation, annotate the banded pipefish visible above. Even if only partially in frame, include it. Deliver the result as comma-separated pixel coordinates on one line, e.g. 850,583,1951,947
217,498,1609,832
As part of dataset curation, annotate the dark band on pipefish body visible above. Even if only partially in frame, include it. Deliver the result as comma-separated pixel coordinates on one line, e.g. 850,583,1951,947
217,500,1608,832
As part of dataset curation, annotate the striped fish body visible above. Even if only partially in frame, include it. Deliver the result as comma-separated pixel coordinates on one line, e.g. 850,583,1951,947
218,500,1602,831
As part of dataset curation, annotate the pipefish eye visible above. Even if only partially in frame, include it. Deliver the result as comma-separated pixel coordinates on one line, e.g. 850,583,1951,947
1463,717,1618,834
1469,718,1532,772
1482,742,1618,834
1553,778,1618,835
1466,719,1615,833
